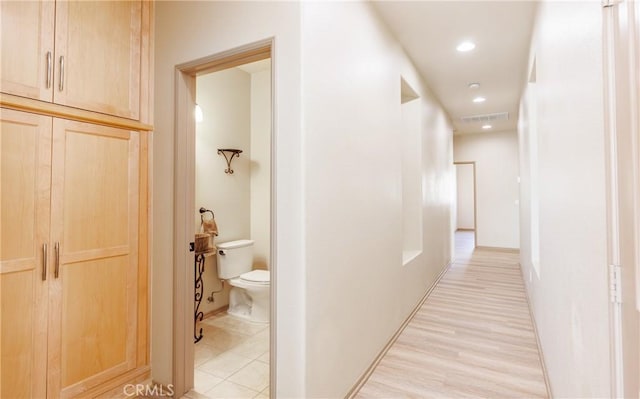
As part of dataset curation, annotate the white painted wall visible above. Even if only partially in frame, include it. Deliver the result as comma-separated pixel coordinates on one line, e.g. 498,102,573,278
518,2,611,397
195,68,251,315
155,2,453,397
455,164,474,230
401,97,423,261
153,2,304,395
250,66,271,271
454,132,519,248
301,2,453,396
196,69,251,243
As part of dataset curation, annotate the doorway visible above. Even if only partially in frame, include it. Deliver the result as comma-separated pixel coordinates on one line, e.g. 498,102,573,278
454,162,477,248
172,41,275,398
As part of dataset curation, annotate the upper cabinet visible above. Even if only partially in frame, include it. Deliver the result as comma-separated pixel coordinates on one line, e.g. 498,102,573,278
1,1,146,120
0,1,55,102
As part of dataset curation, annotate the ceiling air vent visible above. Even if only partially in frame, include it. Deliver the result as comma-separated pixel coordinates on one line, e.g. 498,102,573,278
459,112,509,124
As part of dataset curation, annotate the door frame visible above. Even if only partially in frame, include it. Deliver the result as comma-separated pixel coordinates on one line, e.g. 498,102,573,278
603,0,640,397
172,39,275,397
453,161,478,247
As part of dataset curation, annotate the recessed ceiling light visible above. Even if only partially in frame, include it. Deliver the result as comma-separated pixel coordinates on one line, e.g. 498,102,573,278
468,82,480,89
456,41,476,52
482,124,492,129
473,96,486,103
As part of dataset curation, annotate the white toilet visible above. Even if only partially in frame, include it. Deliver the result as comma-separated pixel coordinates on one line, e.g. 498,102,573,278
216,239,270,323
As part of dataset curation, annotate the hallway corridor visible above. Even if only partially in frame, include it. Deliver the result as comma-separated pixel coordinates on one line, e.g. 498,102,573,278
356,232,549,398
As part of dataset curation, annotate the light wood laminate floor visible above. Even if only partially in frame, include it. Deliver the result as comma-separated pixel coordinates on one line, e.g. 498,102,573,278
356,231,549,398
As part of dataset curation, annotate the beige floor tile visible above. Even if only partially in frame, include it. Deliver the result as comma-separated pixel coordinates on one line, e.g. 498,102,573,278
195,343,223,367
203,314,268,336
229,333,269,360
256,351,269,364
227,360,269,392
204,381,259,399
194,369,223,393
184,389,212,399
199,323,252,352
253,392,268,399
199,351,254,379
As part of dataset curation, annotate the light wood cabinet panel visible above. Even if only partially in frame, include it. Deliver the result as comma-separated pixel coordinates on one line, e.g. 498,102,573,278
0,1,55,102
0,109,52,399
48,119,139,398
54,1,142,120
1,1,147,121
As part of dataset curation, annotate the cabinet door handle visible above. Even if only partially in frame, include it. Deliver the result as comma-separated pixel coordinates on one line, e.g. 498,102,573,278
42,243,48,281
58,56,65,92
54,242,60,278
46,52,52,89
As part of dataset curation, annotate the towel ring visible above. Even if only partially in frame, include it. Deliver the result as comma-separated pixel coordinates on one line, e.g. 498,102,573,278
199,207,215,222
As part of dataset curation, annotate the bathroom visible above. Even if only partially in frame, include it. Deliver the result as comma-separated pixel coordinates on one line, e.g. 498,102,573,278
192,58,271,398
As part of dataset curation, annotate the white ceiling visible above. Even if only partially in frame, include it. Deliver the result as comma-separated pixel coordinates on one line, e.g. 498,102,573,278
372,1,537,135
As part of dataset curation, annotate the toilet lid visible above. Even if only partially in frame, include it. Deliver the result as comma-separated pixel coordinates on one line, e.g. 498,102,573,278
240,270,270,284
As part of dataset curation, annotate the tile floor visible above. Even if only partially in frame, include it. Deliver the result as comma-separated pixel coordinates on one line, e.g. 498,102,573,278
187,313,270,399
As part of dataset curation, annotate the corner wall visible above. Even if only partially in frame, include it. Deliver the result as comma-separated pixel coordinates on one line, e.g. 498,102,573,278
250,68,272,270
301,2,454,396
518,2,611,396
153,2,304,396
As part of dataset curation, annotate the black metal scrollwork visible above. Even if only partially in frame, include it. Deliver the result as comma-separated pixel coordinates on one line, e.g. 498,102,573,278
194,253,206,343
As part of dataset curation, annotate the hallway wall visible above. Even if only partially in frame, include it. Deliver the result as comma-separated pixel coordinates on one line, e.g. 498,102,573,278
454,131,520,249
518,2,611,397
154,2,453,397
301,2,454,396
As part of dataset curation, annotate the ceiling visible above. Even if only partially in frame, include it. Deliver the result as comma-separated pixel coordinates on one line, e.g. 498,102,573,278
372,1,537,135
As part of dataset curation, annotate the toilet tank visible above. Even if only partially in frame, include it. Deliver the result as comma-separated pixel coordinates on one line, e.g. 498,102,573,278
216,239,254,279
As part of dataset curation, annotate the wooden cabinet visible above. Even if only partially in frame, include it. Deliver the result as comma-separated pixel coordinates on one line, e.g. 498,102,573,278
1,110,148,398
0,1,54,102
0,1,145,120
0,109,51,399
0,1,152,396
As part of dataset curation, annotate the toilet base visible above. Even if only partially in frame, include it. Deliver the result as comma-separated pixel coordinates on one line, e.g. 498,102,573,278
228,304,252,320
228,285,269,323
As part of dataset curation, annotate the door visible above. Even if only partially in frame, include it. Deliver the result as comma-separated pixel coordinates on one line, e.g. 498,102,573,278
53,1,142,119
604,0,640,397
0,1,55,101
47,119,140,398
0,109,52,398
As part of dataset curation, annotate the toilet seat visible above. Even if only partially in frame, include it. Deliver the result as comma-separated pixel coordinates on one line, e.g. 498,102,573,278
239,269,269,285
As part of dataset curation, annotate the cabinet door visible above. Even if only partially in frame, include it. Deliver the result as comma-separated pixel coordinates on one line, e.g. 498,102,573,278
0,1,55,101
48,119,139,398
54,1,142,120
0,109,52,399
